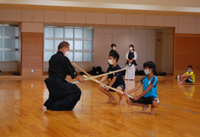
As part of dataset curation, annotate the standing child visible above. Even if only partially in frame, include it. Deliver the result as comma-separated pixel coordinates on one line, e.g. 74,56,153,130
108,44,117,81
125,45,137,80
99,52,126,105
109,44,117,54
124,61,159,115
178,65,195,84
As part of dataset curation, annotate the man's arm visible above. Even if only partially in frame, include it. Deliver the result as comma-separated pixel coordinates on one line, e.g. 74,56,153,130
64,58,78,79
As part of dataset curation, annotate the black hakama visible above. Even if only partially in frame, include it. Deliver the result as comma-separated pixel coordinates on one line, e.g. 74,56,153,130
44,51,81,111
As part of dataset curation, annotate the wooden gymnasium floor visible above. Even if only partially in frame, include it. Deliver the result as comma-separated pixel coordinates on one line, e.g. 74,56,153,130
0,77,200,137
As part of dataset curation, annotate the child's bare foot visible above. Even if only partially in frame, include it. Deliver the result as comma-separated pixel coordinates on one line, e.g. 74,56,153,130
106,96,115,103
117,99,123,105
140,105,149,113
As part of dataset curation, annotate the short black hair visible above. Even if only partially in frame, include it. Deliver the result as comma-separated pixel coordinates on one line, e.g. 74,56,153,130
188,65,193,69
109,52,119,62
58,41,69,50
111,44,116,47
143,61,156,71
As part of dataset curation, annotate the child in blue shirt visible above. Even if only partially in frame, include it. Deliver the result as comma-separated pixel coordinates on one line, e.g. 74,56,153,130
124,61,159,115
99,52,126,105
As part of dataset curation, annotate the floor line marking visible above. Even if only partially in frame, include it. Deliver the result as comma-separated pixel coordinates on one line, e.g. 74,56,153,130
160,104,199,114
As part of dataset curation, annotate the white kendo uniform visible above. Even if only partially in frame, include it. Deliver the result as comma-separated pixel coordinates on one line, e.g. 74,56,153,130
125,51,137,80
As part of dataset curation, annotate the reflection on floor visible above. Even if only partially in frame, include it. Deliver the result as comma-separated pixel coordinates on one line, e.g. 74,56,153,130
0,78,200,136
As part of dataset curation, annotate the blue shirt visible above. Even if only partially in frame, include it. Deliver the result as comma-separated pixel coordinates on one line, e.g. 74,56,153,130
140,75,158,98
106,64,125,86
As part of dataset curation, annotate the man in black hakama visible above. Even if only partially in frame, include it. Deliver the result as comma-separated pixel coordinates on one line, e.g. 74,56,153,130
44,41,84,111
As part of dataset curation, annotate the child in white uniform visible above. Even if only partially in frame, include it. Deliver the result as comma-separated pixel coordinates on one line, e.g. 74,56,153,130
125,45,137,80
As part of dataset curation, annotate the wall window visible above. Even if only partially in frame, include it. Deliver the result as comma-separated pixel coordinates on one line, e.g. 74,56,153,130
0,24,19,61
44,26,93,62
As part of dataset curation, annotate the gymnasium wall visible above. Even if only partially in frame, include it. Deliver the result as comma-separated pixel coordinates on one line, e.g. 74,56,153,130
43,28,155,72
0,9,200,76
174,34,200,76
0,61,18,72
155,28,174,74
20,23,43,76
93,28,155,72
0,9,200,34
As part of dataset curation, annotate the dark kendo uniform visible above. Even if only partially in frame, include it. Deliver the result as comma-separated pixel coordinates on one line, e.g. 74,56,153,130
44,51,81,111
125,51,137,66
109,49,116,54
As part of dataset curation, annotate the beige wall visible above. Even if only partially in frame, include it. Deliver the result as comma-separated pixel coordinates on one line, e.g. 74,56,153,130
0,61,19,72
155,28,174,74
43,28,155,72
0,9,200,34
93,28,155,71
21,22,43,33
0,8,199,75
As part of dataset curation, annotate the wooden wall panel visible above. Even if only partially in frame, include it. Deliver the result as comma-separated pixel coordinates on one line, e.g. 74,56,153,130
174,34,200,76
86,13,106,24
21,32,43,76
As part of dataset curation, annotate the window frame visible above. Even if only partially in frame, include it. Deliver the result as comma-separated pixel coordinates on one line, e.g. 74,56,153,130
44,26,94,62
0,24,19,61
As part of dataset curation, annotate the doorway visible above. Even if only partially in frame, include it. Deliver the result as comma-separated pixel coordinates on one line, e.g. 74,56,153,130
155,32,163,73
